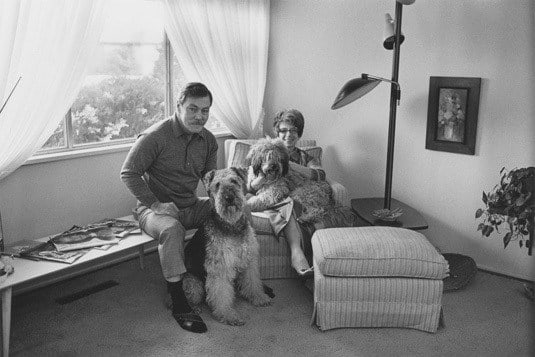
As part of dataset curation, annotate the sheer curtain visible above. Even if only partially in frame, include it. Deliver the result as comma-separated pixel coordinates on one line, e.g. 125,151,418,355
161,0,269,139
0,0,105,180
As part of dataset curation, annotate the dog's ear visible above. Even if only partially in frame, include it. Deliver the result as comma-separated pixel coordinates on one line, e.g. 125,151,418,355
230,167,248,193
281,153,289,176
230,166,247,184
203,170,216,193
273,139,290,176
246,145,263,176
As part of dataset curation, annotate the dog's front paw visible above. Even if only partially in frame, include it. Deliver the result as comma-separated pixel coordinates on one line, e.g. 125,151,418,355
216,311,245,326
251,294,272,307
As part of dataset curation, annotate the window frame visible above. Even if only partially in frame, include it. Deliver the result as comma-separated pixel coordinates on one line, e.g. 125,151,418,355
34,33,173,157
31,25,231,164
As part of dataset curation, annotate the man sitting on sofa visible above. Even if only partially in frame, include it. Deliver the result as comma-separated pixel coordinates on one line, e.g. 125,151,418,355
120,82,217,334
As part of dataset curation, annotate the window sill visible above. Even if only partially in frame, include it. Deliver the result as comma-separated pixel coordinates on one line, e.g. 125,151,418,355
23,143,134,166
23,130,233,166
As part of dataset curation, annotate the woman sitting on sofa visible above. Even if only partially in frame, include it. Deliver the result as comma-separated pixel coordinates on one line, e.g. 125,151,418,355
247,109,325,277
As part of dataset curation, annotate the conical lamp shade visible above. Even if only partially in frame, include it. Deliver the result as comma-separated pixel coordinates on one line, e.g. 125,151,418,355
331,77,381,109
383,13,404,50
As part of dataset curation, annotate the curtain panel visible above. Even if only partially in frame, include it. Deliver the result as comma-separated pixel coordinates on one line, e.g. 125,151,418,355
0,0,105,180
161,0,270,139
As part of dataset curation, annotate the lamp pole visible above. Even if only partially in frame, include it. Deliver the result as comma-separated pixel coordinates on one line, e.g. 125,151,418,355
384,1,403,210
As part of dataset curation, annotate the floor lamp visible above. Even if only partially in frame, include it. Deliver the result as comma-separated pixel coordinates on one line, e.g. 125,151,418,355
331,0,415,211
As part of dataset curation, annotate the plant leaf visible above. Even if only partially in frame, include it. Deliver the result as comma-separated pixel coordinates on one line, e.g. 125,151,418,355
475,208,484,218
483,191,488,204
482,225,493,237
503,232,512,248
519,240,523,248
477,223,484,231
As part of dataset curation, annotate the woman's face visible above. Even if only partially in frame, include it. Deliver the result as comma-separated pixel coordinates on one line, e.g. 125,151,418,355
277,122,300,150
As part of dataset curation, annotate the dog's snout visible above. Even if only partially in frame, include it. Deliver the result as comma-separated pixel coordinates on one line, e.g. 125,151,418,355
224,194,234,204
266,163,277,173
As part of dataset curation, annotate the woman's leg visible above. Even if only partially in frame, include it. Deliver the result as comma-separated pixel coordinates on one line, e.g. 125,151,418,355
283,211,313,276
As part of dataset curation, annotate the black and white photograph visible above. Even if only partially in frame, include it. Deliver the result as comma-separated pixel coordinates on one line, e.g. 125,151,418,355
0,1,532,356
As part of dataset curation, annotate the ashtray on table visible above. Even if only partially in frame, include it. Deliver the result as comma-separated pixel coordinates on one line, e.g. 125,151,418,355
371,208,404,223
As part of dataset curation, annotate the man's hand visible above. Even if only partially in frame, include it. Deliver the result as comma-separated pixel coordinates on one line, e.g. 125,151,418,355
247,166,266,192
150,201,179,218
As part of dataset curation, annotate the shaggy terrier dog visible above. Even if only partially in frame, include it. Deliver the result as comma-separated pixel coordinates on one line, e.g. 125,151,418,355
183,167,271,326
245,138,334,223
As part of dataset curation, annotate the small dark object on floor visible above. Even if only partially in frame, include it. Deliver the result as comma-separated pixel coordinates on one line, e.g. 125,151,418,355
55,280,119,304
523,283,534,301
262,283,275,298
442,253,477,292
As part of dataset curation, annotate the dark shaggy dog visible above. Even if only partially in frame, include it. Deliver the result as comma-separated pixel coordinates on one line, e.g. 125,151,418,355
183,167,271,326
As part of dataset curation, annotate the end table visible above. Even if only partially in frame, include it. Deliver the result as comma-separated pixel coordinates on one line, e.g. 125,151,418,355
351,197,428,231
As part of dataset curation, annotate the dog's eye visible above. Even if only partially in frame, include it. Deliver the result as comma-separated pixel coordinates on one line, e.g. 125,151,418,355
230,178,238,186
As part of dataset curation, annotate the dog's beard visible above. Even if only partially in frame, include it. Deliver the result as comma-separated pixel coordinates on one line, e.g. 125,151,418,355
214,196,244,225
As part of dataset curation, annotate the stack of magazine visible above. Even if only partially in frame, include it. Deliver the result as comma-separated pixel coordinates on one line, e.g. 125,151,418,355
4,219,140,264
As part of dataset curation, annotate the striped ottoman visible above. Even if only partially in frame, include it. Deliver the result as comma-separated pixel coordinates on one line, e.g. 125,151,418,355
311,227,449,333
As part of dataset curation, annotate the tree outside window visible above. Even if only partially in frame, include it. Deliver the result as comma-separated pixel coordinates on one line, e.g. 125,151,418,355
40,0,227,154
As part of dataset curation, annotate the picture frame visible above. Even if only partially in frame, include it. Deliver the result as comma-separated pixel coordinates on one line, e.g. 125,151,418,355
425,76,481,155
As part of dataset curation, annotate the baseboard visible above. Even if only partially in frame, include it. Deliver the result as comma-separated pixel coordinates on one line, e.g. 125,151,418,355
476,264,534,283
13,241,159,295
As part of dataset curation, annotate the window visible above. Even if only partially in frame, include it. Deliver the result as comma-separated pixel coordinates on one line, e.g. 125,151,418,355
39,0,228,155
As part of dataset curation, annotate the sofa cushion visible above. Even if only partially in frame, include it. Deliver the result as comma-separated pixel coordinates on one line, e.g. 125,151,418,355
312,227,449,279
294,146,323,166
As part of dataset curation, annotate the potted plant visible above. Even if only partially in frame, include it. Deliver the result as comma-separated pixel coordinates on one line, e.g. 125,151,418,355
476,166,534,300
475,166,534,256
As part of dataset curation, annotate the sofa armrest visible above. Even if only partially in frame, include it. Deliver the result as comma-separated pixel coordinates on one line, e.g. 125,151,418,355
328,178,350,207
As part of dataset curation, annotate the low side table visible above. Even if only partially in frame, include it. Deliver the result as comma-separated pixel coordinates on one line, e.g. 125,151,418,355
351,197,428,231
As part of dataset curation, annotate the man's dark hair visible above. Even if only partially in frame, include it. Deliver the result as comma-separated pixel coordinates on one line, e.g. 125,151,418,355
177,82,213,106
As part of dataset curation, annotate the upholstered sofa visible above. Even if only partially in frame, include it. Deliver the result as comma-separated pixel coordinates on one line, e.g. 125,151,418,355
224,138,350,279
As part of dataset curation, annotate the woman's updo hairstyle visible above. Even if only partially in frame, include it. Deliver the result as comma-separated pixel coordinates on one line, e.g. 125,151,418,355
272,109,305,138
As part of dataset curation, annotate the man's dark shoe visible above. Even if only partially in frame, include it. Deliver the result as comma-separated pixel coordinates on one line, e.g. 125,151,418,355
173,311,207,333
262,283,275,298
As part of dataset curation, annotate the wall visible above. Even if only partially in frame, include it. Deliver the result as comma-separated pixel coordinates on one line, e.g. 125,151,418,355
0,136,229,246
265,0,534,280
1,0,532,281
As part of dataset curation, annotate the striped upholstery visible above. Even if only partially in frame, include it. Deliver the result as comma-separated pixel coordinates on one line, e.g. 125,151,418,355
224,138,350,279
311,227,447,333
313,227,449,279
257,233,297,279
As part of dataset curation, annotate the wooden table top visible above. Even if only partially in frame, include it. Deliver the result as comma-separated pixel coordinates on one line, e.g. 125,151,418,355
351,197,429,231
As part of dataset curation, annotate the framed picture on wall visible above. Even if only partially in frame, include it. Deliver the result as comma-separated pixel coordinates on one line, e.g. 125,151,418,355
425,76,481,155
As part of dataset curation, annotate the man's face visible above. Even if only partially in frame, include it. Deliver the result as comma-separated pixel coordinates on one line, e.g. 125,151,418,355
177,96,211,133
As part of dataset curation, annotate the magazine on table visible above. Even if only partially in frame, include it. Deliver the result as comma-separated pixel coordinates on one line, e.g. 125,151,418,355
49,226,120,252
4,239,88,264
96,218,141,239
